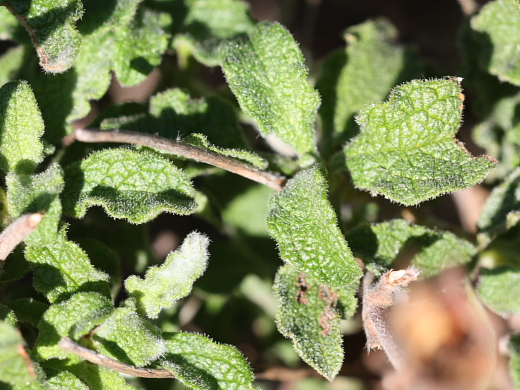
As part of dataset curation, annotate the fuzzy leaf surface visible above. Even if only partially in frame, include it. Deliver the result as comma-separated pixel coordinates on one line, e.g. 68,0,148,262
92,301,165,367
7,298,48,327
161,332,255,390
25,230,111,303
62,148,197,224
47,371,88,390
316,18,420,155
346,219,476,277
0,321,35,385
1,0,83,73
172,0,255,66
478,266,520,315
0,80,44,174
345,78,496,205
222,21,320,157
274,265,357,380
267,165,362,287
471,0,520,85
126,232,209,318
34,292,113,360
477,168,520,246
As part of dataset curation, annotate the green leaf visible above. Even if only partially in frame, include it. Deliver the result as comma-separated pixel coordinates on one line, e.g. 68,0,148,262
0,304,16,327
34,292,113,360
6,163,64,247
0,47,24,86
222,21,320,157
344,78,497,205
0,80,44,174
0,321,36,385
274,265,356,381
267,165,362,287
172,0,255,66
509,334,520,388
477,266,520,315
46,371,88,390
0,6,18,40
346,219,476,278
62,148,197,224
7,298,48,327
125,231,209,318
54,360,137,390
1,0,83,73
161,332,255,390
316,18,420,155
25,230,111,303
471,0,520,85
477,168,520,247
92,300,165,367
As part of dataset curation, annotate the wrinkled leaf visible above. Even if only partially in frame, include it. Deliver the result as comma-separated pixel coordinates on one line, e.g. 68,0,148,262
47,371,88,390
0,321,36,385
1,0,83,73
62,148,197,224
161,332,255,390
478,266,520,315
267,165,362,287
346,219,476,277
126,231,209,318
34,292,113,360
345,78,496,205
222,21,320,157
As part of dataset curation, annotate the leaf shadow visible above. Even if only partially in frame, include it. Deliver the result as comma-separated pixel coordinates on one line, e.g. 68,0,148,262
163,354,220,390
91,335,135,366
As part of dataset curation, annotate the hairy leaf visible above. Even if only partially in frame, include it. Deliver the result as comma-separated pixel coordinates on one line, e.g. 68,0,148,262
25,230,111,303
345,78,496,205
316,18,420,155
126,232,209,318
172,0,255,66
62,148,197,224
0,304,16,326
47,371,88,390
1,0,83,73
67,361,137,390
0,80,44,174
222,21,320,157
7,298,48,327
478,266,520,315
471,0,520,85
92,300,165,367
0,321,36,385
34,292,113,360
346,219,476,277
274,265,357,380
478,168,520,246
161,332,255,390
267,165,362,287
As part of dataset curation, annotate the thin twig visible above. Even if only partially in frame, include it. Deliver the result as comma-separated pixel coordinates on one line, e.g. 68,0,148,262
59,337,175,379
0,213,44,260
66,128,287,191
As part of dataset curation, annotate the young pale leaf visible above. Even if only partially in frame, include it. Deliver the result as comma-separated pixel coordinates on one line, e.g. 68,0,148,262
34,292,113,360
344,78,497,205
172,0,255,66
62,148,197,224
316,18,420,155
7,298,48,327
345,219,476,277
267,165,362,287
1,0,83,73
125,232,209,318
92,301,166,367
477,168,520,247
25,230,111,303
46,371,88,390
0,81,44,174
471,0,520,85
161,332,255,390
478,266,520,315
0,321,36,385
222,21,320,157
274,265,356,381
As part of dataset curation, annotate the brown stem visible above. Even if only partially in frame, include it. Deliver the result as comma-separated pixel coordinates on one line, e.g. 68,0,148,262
67,128,287,191
0,213,44,261
59,337,175,379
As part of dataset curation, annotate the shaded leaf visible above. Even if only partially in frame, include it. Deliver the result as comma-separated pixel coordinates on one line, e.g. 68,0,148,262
7,298,48,327
161,332,255,390
125,231,209,318
222,21,320,157
0,304,16,327
344,78,496,205
62,148,197,224
267,165,362,287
